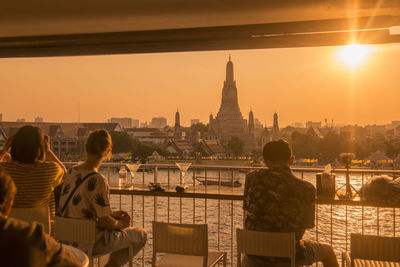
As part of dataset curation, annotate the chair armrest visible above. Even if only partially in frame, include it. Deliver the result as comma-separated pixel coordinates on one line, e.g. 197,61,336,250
342,251,351,267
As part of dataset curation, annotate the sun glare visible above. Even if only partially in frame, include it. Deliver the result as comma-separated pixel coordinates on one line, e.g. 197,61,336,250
338,43,372,69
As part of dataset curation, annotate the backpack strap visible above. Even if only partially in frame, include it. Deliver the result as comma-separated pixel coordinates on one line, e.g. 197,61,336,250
59,172,98,216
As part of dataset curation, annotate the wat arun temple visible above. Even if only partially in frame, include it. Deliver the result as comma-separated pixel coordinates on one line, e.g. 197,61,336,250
207,57,279,152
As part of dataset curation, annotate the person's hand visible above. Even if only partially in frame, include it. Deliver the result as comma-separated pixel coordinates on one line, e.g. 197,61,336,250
43,135,51,151
112,211,130,229
117,219,130,229
2,136,13,153
112,210,131,221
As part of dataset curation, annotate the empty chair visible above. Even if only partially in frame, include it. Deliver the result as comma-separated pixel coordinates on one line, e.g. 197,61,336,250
236,229,296,267
343,233,400,267
54,216,134,267
9,206,50,234
152,221,226,267
62,244,90,267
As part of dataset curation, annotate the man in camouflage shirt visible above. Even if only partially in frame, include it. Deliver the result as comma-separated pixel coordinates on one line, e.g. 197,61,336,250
243,140,338,267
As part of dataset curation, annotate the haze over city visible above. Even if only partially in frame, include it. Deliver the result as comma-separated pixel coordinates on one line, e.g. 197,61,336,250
1,43,399,127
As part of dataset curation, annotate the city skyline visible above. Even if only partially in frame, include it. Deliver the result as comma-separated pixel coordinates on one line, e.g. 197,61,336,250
1,43,400,127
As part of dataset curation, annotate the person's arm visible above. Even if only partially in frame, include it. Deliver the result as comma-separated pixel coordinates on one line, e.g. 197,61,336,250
0,137,12,162
97,212,130,230
44,135,67,174
92,176,132,230
303,185,316,229
243,173,251,227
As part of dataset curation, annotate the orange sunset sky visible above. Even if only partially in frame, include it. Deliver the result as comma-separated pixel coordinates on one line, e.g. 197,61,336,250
0,43,399,127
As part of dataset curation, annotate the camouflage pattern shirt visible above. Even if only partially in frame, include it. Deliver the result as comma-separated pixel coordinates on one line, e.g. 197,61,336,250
243,165,315,262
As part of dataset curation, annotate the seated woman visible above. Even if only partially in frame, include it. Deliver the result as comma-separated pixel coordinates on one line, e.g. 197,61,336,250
58,129,147,267
0,125,65,235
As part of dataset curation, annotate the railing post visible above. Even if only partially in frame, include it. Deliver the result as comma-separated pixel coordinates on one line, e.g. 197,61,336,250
205,167,208,224
154,165,158,222
168,166,170,223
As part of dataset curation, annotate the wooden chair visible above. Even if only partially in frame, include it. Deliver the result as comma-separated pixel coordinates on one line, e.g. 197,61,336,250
236,229,296,267
152,221,226,267
343,233,400,267
54,216,133,267
9,206,50,234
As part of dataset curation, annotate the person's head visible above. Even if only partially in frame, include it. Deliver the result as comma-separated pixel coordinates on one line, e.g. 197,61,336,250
10,126,46,164
0,168,16,217
85,129,112,159
262,139,294,167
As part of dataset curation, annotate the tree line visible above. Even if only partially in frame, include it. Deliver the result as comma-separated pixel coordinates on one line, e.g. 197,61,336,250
290,130,400,164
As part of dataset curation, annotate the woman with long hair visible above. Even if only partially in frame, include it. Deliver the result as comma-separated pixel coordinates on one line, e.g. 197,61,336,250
0,125,66,235
58,129,146,267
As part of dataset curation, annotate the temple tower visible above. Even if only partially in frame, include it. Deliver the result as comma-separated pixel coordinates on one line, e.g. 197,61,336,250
210,57,247,144
174,110,182,139
248,109,254,137
271,112,280,141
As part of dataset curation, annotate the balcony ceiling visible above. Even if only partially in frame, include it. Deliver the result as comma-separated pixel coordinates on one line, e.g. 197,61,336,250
0,0,400,57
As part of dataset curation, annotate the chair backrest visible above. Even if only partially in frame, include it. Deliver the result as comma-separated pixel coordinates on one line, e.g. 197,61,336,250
54,216,96,255
351,233,400,263
152,221,208,267
236,229,296,267
9,206,50,234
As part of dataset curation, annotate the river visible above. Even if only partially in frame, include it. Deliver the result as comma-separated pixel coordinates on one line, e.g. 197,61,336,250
100,167,398,266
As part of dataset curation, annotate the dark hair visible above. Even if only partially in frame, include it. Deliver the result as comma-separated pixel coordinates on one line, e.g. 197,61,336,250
0,168,16,214
85,129,112,157
10,126,45,164
263,139,293,164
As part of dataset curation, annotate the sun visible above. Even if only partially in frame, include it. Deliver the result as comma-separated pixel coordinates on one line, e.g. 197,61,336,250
338,43,372,68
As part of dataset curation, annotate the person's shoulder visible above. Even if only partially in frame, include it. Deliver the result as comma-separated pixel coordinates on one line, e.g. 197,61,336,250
292,175,315,194
246,169,269,181
36,161,62,171
0,217,46,240
80,170,108,188
0,161,16,169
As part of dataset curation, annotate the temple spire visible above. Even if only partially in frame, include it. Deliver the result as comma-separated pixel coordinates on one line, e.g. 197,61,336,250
272,112,280,141
248,109,254,137
174,110,182,139
226,56,234,82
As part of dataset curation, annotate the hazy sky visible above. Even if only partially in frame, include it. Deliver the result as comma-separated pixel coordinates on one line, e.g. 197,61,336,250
1,43,399,127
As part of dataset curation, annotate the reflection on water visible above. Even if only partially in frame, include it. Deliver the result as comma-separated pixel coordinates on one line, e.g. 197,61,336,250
102,167,398,266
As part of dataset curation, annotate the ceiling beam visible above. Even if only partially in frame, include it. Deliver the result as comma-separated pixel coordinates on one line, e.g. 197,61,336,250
0,15,399,57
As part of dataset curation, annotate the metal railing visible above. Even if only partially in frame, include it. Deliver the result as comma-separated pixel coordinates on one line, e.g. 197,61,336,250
64,162,400,267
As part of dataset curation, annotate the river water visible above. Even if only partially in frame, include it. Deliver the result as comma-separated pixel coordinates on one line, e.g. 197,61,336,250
101,167,398,266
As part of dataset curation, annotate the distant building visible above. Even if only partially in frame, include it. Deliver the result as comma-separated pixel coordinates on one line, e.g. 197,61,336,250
387,121,400,130
108,117,134,129
395,125,400,138
190,119,200,126
35,117,44,122
365,124,386,138
126,127,171,145
0,114,2,122
291,122,304,128
0,122,122,161
174,110,182,139
208,57,258,153
131,119,139,128
140,122,149,128
254,118,263,129
199,140,226,157
166,139,193,158
306,121,322,129
16,119,25,122
209,57,248,144
151,117,167,129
